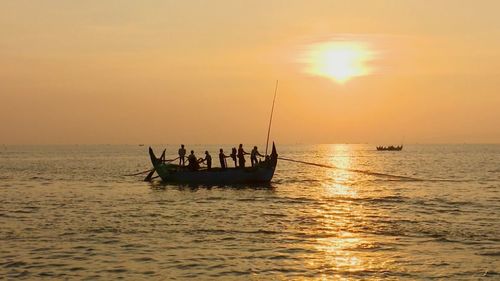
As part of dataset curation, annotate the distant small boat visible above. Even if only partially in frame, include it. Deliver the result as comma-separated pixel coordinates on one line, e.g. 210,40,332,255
139,144,145,147
376,145,403,151
148,143,278,184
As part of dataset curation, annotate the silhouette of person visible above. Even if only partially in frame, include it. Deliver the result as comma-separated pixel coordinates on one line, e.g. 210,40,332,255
187,150,199,171
250,146,264,167
219,148,228,169
202,151,212,170
178,144,186,166
237,144,248,168
230,147,237,167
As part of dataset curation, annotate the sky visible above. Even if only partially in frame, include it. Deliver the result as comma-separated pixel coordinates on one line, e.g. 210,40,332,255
1,0,499,144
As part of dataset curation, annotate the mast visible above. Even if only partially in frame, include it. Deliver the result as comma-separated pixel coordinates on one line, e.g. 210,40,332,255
265,80,279,156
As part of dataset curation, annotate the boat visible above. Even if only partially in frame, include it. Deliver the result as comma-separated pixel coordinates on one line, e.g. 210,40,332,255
376,145,403,151
148,143,278,184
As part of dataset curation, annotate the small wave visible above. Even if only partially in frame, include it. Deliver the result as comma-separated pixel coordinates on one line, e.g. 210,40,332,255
132,257,157,262
348,242,394,251
266,254,290,260
369,177,498,183
220,236,236,241
29,176,53,181
205,264,226,270
425,178,496,183
370,178,422,183
236,198,261,202
263,212,287,217
350,195,407,204
31,247,53,252
43,263,68,268
205,196,223,200
172,263,202,270
280,178,322,184
121,243,145,249
272,196,317,204
478,251,500,256
101,239,120,244
194,228,281,235
101,268,128,273
431,237,456,243
2,261,28,268
87,227,121,234
11,209,38,214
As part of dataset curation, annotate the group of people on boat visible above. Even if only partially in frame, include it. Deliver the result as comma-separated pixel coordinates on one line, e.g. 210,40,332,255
177,144,265,171
376,145,403,151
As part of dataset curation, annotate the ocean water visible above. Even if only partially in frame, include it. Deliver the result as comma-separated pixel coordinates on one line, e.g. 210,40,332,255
0,144,499,280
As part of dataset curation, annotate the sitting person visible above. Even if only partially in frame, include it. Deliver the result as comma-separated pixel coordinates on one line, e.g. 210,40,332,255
187,150,200,171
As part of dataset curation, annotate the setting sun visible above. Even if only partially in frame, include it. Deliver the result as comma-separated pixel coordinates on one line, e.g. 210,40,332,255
300,40,377,83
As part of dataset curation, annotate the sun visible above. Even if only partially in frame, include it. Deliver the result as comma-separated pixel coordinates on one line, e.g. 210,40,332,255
300,40,376,83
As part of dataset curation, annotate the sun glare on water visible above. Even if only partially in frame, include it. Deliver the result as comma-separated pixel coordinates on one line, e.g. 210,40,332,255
300,40,377,83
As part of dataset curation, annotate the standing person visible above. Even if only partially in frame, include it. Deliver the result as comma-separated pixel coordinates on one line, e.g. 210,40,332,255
250,146,264,167
201,151,212,170
178,144,186,166
219,148,228,169
187,150,199,171
237,144,248,168
230,147,238,167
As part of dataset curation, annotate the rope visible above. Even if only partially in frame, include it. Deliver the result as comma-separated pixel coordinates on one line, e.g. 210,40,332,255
124,157,180,177
123,169,154,176
278,157,422,181
162,157,180,163
265,80,279,156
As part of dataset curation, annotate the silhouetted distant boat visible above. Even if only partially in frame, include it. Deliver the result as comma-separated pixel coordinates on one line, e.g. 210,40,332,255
139,144,145,147
148,143,278,184
376,145,403,151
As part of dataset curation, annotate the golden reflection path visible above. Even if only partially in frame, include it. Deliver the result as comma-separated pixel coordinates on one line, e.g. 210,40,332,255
302,145,397,279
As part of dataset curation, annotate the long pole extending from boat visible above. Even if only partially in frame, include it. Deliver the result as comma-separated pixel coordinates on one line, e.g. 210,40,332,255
265,80,279,156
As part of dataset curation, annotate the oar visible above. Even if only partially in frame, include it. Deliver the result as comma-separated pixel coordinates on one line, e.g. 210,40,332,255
144,169,155,182
144,149,165,182
278,157,421,181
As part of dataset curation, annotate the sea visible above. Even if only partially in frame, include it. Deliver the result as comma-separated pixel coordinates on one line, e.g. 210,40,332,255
0,144,499,280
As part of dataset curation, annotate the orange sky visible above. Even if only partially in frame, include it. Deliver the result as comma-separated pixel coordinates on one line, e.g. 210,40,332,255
1,0,499,144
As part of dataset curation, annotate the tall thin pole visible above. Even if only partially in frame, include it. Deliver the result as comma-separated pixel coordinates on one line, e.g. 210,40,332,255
265,80,279,156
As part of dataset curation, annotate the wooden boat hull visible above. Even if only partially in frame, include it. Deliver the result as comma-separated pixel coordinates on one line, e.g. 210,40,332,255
154,165,276,184
149,144,278,184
